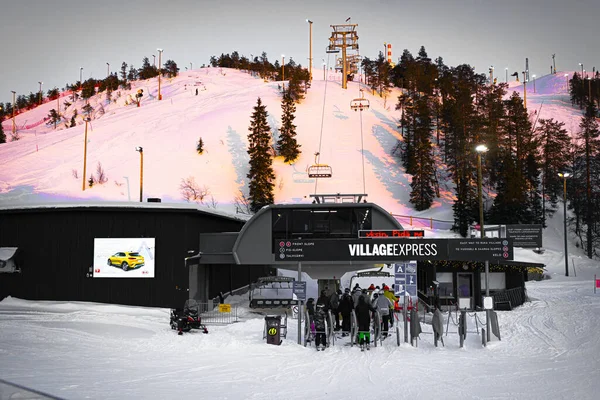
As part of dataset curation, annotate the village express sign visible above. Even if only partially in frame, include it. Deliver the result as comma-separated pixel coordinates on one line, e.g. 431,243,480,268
275,237,514,263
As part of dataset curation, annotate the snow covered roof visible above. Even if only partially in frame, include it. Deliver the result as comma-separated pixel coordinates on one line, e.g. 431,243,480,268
0,201,249,223
0,247,18,261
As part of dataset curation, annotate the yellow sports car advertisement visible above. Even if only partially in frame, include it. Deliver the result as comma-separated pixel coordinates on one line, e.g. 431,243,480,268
93,238,155,278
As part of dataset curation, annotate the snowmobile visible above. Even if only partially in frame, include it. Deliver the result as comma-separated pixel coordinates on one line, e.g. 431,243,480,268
170,299,208,335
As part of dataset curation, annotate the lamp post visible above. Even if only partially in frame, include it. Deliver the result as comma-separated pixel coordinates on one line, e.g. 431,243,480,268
505,67,508,83
522,71,527,109
476,144,490,342
82,117,91,191
323,60,326,81
157,48,163,100
11,90,16,137
79,67,83,89
281,54,285,82
306,19,313,81
153,55,156,68
489,65,494,84
190,62,192,71
136,147,144,202
38,81,43,105
565,73,569,93
558,172,571,276
532,74,536,93
107,62,110,77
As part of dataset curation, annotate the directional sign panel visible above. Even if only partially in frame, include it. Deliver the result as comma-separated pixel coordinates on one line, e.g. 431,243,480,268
394,261,417,298
447,239,513,262
292,281,306,301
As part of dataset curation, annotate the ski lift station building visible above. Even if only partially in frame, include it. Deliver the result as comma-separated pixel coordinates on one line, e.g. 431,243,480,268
0,198,536,310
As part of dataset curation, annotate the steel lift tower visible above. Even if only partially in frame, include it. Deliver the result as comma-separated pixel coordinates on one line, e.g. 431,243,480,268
327,23,359,89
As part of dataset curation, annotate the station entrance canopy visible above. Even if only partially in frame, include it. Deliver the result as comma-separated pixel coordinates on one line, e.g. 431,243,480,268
192,203,513,279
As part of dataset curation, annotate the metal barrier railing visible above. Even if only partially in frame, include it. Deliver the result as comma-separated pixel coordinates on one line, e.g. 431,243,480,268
195,302,238,325
391,213,454,230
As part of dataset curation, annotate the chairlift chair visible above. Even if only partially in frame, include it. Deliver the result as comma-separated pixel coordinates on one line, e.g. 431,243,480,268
326,46,340,54
350,89,370,112
307,152,332,178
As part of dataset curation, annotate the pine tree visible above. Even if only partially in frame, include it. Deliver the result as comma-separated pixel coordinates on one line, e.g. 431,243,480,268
138,57,158,80
46,109,61,128
127,65,138,82
575,101,600,258
164,60,179,78
277,90,301,163
409,96,436,210
536,118,571,224
70,109,78,127
247,97,275,212
120,62,128,85
0,111,5,144
197,137,204,154
489,92,540,224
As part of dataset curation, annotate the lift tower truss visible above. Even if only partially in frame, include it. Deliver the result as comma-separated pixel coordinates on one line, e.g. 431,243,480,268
328,24,359,89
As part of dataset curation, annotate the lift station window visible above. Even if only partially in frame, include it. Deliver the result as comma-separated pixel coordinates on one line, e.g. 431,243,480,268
271,207,372,251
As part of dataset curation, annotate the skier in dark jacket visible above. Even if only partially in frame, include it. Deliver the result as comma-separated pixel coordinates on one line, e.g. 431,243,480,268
314,303,328,350
330,289,341,331
355,294,376,349
338,288,354,336
316,290,331,311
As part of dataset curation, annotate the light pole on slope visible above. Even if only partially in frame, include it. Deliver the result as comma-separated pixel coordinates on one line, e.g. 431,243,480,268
558,172,571,276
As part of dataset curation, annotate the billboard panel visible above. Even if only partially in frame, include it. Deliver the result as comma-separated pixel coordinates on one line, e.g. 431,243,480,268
93,238,155,278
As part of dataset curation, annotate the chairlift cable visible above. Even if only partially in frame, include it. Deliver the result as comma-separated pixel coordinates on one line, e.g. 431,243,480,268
360,106,366,194
358,53,366,195
313,53,331,194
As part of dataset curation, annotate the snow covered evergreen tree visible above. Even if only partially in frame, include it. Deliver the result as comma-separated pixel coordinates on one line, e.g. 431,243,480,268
247,97,275,212
277,90,301,163
0,110,5,143
575,101,600,258
197,137,204,154
409,96,436,210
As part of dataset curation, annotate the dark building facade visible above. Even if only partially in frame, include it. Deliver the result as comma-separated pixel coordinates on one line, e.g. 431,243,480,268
417,260,543,310
0,203,272,308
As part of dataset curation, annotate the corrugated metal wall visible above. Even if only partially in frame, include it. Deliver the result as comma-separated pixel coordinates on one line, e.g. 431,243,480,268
0,206,256,308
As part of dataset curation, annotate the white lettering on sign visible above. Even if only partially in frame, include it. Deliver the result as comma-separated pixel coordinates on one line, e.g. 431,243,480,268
348,243,438,257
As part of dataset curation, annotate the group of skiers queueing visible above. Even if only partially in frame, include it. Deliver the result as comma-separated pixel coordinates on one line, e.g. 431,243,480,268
306,283,398,351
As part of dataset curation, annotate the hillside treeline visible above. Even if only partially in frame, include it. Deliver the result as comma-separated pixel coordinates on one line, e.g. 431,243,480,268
0,57,180,121
209,51,310,102
361,46,598,257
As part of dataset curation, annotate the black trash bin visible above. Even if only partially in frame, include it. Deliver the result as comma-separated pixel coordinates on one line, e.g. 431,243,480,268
265,315,282,345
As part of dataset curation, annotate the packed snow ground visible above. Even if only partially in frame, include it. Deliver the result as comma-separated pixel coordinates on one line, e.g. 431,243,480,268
1,209,599,400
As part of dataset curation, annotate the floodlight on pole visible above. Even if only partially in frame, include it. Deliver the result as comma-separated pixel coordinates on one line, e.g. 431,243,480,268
558,172,571,276
153,55,156,68
38,81,43,105
136,147,144,202
307,19,313,81
11,90,16,137
505,67,508,83
80,67,83,89
476,143,491,342
82,117,91,191
157,48,163,100
107,62,110,77
282,54,285,82
190,62,192,71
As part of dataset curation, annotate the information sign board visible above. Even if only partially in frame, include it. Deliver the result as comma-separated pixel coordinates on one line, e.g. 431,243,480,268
274,238,513,263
